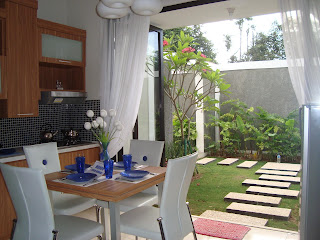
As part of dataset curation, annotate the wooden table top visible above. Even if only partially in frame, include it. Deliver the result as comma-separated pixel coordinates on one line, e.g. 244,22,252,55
45,166,166,202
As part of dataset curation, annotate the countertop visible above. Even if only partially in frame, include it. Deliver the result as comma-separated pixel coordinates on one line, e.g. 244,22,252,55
0,142,100,164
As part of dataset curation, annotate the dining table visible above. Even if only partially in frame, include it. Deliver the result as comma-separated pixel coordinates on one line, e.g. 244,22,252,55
45,166,166,240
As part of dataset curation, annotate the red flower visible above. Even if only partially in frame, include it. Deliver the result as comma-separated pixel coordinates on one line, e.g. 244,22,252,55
163,40,168,46
182,47,195,53
201,53,206,58
202,69,207,72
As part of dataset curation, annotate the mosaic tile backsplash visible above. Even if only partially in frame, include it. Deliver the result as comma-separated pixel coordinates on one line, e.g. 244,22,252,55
0,100,100,149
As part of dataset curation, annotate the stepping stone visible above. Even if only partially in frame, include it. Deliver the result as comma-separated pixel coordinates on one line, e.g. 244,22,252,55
246,186,299,198
217,158,239,166
197,157,216,165
200,210,268,226
261,162,301,172
242,179,291,189
255,169,298,177
226,202,291,220
237,161,258,169
259,174,300,184
224,192,282,206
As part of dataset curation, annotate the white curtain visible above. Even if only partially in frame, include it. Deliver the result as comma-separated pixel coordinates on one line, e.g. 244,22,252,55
279,0,320,106
99,13,150,157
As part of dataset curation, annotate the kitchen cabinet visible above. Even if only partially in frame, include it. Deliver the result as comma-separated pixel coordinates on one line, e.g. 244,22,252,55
0,0,39,118
0,146,100,240
38,19,86,92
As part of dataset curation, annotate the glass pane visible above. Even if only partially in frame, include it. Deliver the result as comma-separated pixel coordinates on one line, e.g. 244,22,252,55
42,34,82,62
138,31,161,140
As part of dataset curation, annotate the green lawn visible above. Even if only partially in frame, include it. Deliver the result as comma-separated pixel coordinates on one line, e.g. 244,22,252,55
187,158,300,231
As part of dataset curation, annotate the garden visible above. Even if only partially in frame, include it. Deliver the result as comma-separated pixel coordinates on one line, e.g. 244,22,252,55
163,31,301,231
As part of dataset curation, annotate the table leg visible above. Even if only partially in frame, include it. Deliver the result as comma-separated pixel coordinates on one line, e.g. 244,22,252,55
101,207,110,240
109,202,121,240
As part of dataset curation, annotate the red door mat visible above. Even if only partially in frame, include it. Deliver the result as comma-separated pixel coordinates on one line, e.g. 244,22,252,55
193,218,251,240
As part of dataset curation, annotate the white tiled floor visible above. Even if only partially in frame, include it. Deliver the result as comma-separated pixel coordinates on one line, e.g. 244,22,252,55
75,207,299,240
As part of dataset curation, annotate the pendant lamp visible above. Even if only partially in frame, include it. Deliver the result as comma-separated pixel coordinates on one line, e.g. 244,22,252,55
101,0,134,8
131,0,163,16
96,1,130,19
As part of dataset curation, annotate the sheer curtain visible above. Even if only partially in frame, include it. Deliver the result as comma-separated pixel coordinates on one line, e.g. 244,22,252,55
99,13,150,157
279,0,320,106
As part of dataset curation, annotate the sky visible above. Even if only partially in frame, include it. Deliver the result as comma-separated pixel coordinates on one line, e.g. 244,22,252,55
202,13,282,64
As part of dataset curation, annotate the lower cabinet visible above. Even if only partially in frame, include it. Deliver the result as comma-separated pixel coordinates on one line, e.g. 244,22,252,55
0,147,99,240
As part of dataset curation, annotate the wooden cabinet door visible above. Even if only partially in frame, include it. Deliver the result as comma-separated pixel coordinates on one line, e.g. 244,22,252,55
5,0,39,118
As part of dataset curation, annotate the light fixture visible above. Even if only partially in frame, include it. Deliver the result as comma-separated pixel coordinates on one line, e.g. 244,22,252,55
131,0,163,16
96,1,130,19
101,0,134,9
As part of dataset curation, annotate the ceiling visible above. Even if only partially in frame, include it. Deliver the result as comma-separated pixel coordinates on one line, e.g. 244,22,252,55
151,0,280,29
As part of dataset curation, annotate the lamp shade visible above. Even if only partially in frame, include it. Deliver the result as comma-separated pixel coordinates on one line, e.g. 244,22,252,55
101,0,134,8
96,1,130,19
131,0,163,16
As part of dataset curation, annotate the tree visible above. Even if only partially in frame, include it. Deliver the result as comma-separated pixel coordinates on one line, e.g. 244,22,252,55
224,34,232,51
244,21,286,61
164,25,218,63
163,31,230,155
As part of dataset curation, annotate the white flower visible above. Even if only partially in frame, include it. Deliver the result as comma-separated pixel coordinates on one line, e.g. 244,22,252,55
109,109,116,117
96,117,103,125
99,122,104,128
92,121,99,128
86,110,94,118
100,109,108,117
114,120,121,126
103,121,107,129
84,122,92,130
116,124,123,131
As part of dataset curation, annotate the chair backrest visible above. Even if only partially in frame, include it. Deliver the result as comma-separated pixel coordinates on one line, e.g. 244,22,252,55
159,152,198,240
23,142,61,174
0,163,55,240
130,140,164,166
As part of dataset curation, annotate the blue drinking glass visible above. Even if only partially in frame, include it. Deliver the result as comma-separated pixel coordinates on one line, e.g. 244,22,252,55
104,159,114,179
123,154,132,171
76,156,85,173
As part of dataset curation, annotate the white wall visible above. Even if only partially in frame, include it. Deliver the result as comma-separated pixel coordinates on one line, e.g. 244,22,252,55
66,0,101,100
37,0,68,24
37,0,101,100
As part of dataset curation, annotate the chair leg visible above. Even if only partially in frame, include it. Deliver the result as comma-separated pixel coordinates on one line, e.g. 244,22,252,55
95,205,102,223
157,217,166,240
52,230,59,240
186,202,198,240
10,219,17,240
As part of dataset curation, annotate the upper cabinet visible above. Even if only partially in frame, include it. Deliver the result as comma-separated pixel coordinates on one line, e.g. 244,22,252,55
0,0,39,118
38,19,86,92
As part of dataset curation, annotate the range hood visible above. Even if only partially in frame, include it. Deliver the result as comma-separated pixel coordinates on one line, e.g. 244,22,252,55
40,91,87,104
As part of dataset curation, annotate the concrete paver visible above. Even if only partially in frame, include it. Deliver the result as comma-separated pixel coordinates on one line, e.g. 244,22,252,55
261,162,301,172
246,186,299,198
197,158,216,165
226,202,291,220
237,161,258,169
242,179,291,189
259,174,300,184
217,158,239,165
224,192,282,206
255,169,298,177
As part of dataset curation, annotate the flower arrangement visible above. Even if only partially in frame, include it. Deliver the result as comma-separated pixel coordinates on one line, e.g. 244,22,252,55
84,109,123,159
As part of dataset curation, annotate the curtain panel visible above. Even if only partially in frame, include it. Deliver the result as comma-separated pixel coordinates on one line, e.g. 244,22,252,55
99,13,150,157
279,0,320,106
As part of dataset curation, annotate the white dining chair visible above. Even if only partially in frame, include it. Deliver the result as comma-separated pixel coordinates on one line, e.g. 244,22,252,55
120,152,198,240
23,142,98,217
97,139,165,213
0,163,104,240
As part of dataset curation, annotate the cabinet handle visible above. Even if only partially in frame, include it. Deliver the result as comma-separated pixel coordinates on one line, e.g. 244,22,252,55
58,59,72,64
17,113,34,116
